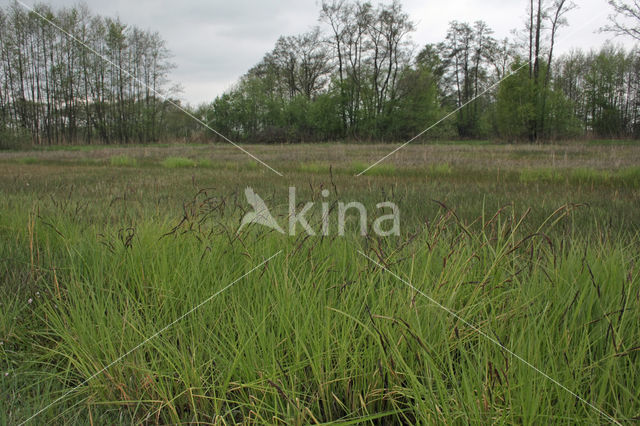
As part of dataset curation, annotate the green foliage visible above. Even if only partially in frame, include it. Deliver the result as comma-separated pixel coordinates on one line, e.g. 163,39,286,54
388,64,445,139
496,64,536,141
494,61,582,142
307,92,343,140
0,127,31,150
585,45,631,138
556,44,640,139
545,90,582,139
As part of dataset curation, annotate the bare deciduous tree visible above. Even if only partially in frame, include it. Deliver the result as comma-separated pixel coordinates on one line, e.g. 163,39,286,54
604,0,640,41
0,3,174,146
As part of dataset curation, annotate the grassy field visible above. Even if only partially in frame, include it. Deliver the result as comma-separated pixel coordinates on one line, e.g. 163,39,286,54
1,141,639,424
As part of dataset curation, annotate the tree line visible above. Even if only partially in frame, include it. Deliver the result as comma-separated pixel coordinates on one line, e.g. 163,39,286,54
0,2,178,148
202,0,640,142
1,0,639,147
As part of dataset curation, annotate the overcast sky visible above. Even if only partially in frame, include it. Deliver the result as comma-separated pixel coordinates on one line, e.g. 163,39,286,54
4,0,636,105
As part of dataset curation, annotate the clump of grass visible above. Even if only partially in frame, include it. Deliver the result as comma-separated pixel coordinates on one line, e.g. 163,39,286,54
16,157,39,165
299,162,331,174
109,155,137,167
569,168,609,185
519,168,563,183
429,163,453,176
220,161,239,170
245,160,258,170
161,157,196,168
198,159,214,168
349,161,397,176
615,166,640,186
17,157,39,164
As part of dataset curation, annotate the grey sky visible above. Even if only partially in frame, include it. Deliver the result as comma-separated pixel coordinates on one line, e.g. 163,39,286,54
5,0,636,105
